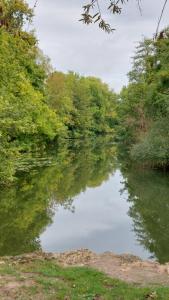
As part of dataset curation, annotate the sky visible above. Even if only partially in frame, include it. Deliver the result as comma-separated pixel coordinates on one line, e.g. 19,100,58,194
27,0,169,92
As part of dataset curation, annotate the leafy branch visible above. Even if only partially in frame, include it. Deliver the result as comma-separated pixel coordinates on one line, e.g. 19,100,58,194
79,0,129,33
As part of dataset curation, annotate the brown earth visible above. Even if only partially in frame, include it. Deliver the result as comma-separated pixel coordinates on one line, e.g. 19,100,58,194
1,249,169,286
52,249,169,286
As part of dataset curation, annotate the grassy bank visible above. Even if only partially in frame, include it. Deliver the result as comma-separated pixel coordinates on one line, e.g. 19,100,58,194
0,259,169,299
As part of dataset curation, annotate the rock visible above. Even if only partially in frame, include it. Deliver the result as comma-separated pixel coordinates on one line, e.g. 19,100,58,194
157,265,166,274
166,266,169,275
145,291,157,299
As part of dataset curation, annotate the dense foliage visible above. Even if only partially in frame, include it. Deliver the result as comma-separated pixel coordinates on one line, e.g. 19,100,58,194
0,0,117,185
118,28,169,167
0,0,64,184
47,72,117,138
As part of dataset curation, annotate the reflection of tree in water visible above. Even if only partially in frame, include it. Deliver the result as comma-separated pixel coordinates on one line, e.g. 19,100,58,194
0,137,116,256
120,159,169,263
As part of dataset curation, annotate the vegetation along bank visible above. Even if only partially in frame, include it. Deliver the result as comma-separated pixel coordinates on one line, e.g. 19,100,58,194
1,0,169,185
0,0,117,185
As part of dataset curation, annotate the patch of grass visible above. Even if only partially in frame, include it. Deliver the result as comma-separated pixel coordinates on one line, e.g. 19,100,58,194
1,260,169,299
0,263,19,276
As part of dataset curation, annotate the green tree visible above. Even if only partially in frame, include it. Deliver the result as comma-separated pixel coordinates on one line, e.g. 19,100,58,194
118,28,169,167
47,72,117,138
0,0,33,33
0,1,65,184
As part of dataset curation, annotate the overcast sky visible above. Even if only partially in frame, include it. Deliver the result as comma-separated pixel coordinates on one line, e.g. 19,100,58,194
27,0,169,92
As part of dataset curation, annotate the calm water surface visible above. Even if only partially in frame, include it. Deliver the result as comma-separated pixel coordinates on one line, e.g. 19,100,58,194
41,170,149,260
0,137,169,263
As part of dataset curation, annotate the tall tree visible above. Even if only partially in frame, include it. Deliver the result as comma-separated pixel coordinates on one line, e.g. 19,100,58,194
118,27,169,167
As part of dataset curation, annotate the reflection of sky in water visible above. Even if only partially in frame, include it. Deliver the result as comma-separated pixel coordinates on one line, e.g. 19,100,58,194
40,170,150,260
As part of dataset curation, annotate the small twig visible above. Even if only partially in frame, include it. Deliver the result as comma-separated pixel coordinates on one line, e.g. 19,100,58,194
33,0,38,9
27,0,38,31
137,0,142,16
155,0,168,39
95,0,101,15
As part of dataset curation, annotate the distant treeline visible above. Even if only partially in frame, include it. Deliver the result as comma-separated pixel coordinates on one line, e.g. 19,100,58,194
46,71,117,138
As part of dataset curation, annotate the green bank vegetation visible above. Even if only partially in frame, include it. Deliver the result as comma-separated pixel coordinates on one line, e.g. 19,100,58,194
0,0,117,185
118,28,169,168
0,259,169,299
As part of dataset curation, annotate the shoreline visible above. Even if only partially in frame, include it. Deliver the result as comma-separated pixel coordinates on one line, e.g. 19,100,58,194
1,249,169,286
0,249,169,299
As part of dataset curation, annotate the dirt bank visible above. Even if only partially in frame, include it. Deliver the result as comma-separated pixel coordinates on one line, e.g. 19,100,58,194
1,249,169,286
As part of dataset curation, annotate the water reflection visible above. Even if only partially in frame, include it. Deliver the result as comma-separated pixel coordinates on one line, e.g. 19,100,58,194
121,165,169,264
0,137,117,256
40,170,149,259
0,138,169,263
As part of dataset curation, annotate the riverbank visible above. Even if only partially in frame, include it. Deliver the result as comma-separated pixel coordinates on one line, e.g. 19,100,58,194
1,250,169,299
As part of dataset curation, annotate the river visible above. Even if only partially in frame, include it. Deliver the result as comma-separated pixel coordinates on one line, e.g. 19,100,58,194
0,137,169,263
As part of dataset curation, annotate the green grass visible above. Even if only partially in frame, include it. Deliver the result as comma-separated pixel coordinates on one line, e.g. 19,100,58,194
0,260,169,299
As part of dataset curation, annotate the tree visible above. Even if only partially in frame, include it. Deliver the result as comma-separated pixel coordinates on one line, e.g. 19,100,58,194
0,0,65,185
47,71,117,138
0,0,33,33
118,27,169,167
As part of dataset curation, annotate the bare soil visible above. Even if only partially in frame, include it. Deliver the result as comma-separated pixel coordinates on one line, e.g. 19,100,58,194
52,249,169,286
